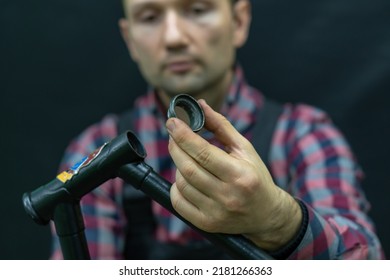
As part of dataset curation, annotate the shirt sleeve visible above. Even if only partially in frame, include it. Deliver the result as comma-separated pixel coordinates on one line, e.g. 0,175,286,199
270,104,384,259
50,114,128,260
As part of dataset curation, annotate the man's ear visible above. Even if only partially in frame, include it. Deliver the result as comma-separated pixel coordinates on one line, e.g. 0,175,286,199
118,18,139,62
232,0,252,48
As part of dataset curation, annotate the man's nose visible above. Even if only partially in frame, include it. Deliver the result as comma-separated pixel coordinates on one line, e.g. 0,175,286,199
163,11,188,49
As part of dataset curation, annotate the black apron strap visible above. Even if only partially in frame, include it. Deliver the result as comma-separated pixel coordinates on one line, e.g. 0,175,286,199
251,99,284,170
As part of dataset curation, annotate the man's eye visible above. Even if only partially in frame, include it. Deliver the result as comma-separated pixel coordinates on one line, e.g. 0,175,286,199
189,3,209,16
139,11,159,23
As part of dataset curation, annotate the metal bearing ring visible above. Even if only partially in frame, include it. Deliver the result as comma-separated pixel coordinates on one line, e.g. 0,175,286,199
167,94,205,132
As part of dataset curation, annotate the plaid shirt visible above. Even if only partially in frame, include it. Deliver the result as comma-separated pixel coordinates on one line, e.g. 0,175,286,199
51,67,384,259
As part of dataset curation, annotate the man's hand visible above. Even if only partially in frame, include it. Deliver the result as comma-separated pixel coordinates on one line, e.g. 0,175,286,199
166,99,302,251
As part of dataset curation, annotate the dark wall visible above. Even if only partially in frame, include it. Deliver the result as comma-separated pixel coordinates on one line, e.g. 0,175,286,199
1,0,389,259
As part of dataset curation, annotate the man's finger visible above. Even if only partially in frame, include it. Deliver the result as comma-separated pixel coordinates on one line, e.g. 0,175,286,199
167,118,242,182
198,99,247,152
168,136,228,198
174,170,212,208
170,182,207,230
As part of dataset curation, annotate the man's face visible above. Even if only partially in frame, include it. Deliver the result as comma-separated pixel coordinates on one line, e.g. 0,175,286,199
120,0,249,99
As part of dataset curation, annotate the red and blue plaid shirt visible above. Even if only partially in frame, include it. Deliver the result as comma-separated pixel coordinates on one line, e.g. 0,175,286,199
51,67,384,259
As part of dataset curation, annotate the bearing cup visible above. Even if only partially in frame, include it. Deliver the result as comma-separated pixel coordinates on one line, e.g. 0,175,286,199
167,94,205,132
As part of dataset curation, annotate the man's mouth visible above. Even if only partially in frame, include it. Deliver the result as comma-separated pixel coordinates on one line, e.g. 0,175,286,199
165,60,195,74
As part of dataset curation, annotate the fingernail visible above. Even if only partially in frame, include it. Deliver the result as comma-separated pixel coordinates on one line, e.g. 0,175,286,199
166,118,176,133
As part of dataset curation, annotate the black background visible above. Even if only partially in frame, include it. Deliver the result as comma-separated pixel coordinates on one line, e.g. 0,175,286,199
1,0,389,259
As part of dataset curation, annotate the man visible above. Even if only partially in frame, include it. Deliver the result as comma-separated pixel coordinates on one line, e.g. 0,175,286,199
51,0,384,259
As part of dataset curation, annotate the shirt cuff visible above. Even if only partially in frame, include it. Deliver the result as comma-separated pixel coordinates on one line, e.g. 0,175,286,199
268,199,309,259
